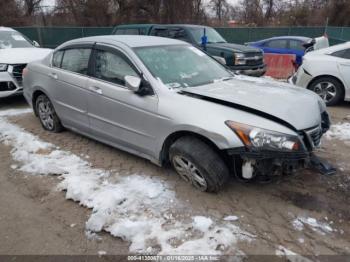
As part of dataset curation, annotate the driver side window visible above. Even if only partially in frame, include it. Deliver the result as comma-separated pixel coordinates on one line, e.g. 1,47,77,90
93,49,138,86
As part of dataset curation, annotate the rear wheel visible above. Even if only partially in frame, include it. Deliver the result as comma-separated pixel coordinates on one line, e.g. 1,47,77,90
309,77,344,106
35,94,63,132
169,136,230,193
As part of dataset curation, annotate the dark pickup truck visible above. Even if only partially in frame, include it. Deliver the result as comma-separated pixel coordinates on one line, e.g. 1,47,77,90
112,24,266,77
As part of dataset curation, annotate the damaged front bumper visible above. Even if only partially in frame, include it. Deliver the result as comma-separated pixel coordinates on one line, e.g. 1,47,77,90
226,113,335,181
227,147,336,182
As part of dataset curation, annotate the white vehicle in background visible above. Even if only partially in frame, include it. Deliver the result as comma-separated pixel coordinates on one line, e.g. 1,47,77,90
290,42,350,106
0,27,52,98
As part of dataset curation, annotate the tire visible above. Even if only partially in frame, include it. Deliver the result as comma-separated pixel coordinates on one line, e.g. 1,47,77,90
169,136,230,193
309,77,344,106
35,94,63,133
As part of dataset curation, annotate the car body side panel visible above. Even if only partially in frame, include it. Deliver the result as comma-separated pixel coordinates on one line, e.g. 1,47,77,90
48,67,90,133
295,55,350,101
86,77,160,158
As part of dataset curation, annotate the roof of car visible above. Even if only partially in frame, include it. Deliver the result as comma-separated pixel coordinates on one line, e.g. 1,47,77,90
114,24,156,29
260,36,312,42
114,24,211,29
61,35,188,48
0,27,16,32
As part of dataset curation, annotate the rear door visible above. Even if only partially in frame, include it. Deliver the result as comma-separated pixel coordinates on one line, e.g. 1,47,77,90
86,44,159,158
49,44,93,133
333,48,350,89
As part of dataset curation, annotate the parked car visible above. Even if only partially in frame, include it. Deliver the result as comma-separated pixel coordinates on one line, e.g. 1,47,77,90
113,24,266,77
248,36,329,67
23,35,330,192
290,42,350,106
0,27,52,98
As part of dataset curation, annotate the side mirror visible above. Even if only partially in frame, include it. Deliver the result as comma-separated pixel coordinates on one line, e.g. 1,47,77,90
33,40,40,47
125,75,141,92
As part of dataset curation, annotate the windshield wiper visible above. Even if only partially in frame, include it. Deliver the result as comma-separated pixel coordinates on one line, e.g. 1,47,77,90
213,76,235,82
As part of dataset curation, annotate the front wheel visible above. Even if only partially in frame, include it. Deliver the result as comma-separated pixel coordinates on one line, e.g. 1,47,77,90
35,94,63,132
309,77,344,106
169,136,230,193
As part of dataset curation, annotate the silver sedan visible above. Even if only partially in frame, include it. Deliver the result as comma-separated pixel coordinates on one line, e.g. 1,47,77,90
23,35,331,192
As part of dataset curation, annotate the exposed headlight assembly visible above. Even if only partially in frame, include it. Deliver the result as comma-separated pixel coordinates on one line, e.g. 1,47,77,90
225,121,303,152
234,53,246,65
0,64,8,72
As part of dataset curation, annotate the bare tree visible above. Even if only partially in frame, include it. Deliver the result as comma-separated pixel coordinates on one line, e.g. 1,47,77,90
23,0,43,16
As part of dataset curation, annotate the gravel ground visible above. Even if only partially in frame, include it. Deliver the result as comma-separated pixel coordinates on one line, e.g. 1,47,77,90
0,95,349,259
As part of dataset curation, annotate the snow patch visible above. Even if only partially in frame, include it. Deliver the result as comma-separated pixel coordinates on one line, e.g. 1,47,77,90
224,216,239,221
192,216,213,232
0,108,33,117
276,245,312,262
292,217,333,235
326,122,350,141
0,108,253,255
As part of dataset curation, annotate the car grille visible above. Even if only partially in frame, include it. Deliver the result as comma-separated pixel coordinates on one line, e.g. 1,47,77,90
245,52,264,66
246,58,264,66
304,126,323,149
10,64,27,86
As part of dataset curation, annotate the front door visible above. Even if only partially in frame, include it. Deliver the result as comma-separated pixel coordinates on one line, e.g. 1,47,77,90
87,45,159,158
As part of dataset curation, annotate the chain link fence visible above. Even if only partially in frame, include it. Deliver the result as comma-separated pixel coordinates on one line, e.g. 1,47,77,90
13,26,349,49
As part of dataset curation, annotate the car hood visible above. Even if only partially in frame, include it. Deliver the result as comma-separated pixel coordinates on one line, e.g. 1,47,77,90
181,75,322,131
0,48,52,64
207,42,262,53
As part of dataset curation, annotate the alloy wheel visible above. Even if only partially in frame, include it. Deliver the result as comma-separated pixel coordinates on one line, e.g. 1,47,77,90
37,99,55,130
313,81,337,103
172,155,208,191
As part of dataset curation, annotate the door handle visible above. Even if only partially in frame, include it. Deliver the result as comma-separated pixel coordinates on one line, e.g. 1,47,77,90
49,73,58,80
89,86,103,95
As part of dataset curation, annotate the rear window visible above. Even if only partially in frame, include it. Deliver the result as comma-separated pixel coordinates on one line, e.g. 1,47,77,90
61,48,91,75
331,49,350,59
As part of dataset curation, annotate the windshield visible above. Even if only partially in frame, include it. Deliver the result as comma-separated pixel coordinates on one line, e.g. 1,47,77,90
0,31,33,49
135,45,233,89
188,27,226,44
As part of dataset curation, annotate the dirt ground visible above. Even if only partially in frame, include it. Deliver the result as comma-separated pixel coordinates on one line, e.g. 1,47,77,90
0,96,350,259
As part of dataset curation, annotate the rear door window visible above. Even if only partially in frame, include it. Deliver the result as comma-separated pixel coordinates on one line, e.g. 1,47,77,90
52,50,64,68
61,48,91,75
289,40,305,51
168,28,190,42
151,28,169,37
265,40,288,49
331,48,350,59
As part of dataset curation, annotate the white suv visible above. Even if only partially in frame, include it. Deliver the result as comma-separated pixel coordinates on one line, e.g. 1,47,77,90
0,27,52,98
290,42,350,106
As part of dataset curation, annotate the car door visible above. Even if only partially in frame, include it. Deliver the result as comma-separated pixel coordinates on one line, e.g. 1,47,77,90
334,48,350,89
48,44,93,133
86,44,159,158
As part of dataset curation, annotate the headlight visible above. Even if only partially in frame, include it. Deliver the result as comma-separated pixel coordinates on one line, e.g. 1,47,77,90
234,53,246,65
225,121,303,152
0,64,8,71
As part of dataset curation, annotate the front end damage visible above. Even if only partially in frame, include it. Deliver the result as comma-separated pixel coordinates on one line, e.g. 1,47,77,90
226,112,336,182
